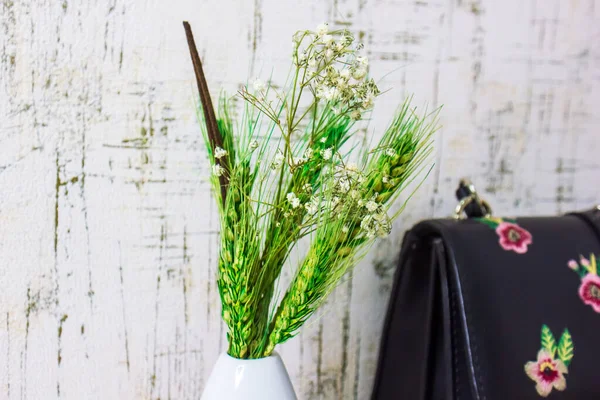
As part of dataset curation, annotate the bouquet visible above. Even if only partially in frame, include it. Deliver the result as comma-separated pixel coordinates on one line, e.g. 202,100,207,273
184,22,439,360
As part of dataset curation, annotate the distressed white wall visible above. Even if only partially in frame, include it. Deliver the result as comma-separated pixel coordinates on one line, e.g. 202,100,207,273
1,0,599,399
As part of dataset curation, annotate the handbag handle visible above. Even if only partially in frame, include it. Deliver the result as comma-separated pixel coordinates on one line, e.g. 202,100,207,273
453,179,493,220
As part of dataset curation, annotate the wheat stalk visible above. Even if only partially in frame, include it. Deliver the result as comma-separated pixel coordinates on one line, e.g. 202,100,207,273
264,102,436,355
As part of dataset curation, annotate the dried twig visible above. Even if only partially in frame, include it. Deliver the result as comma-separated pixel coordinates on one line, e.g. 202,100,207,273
183,21,228,203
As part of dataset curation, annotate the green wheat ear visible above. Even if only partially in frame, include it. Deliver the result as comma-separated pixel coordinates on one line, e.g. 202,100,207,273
557,329,574,367
541,324,557,358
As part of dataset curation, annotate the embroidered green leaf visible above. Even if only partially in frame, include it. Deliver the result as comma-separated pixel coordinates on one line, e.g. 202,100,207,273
557,329,574,367
577,264,589,279
590,254,597,276
476,217,499,229
541,324,557,358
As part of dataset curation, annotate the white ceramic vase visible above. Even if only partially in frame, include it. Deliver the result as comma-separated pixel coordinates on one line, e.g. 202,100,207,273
200,352,298,400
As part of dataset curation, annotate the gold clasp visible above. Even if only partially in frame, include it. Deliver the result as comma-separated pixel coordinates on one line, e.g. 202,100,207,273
453,179,493,220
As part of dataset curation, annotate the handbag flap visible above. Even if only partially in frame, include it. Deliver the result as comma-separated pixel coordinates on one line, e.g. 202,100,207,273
413,211,600,399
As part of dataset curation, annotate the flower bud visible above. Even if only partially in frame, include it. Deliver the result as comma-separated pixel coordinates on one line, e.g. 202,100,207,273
371,174,383,193
337,246,352,257
376,191,393,203
384,177,401,190
226,228,235,241
400,152,414,164
391,165,406,177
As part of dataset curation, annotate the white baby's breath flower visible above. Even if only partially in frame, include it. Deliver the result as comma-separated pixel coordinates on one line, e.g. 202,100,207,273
321,34,334,45
321,148,333,160
385,148,396,157
341,34,353,45
325,66,337,79
362,93,375,108
338,178,350,193
293,156,308,166
382,175,390,184
250,140,259,149
320,137,327,143
365,200,379,212
332,106,341,115
308,58,318,70
324,87,341,101
356,56,369,66
325,49,334,59
335,77,347,90
253,78,266,92
304,148,314,159
214,147,228,159
340,69,351,79
346,163,359,172
360,212,390,238
212,164,224,177
352,67,367,80
305,203,318,215
361,215,376,238
350,189,360,199
342,225,349,233
317,23,329,36
286,192,301,209
350,110,362,120
305,198,318,215
303,183,312,193
271,150,285,169
374,213,392,237
315,84,328,99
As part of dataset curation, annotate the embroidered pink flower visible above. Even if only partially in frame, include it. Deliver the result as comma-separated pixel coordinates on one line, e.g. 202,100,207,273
580,256,590,267
578,273,600,313
495,222,532,254
567,260,578,270
525,349,568,397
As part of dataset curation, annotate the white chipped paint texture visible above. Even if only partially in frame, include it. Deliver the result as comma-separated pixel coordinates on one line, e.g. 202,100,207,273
1,0,599,399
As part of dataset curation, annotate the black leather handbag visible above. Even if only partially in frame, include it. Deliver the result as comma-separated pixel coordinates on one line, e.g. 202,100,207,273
372,180,600,400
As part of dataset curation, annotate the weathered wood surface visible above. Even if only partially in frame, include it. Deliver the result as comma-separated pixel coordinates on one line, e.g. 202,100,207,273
1,0,599,399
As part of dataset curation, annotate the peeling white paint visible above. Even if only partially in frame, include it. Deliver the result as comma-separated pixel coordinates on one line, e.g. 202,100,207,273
1,0,599,399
